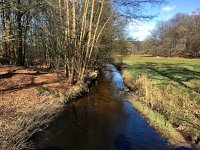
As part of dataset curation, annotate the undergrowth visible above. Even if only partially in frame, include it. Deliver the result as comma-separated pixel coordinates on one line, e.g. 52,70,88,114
0,102,62,150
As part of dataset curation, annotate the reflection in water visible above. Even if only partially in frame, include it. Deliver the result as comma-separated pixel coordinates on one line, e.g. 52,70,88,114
114,134,132,150
44,147,62,150
34,64,172,150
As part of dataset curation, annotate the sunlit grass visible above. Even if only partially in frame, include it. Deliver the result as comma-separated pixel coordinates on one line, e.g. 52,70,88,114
123,55,200,95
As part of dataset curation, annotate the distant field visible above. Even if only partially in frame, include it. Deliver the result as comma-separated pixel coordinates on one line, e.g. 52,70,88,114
123,55,200,96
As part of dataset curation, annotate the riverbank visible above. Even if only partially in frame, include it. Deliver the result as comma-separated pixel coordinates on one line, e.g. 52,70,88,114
127,94,192,149
0,66,98,150
120,55,200,149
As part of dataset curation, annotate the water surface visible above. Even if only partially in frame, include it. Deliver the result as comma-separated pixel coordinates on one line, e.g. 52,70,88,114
34,64,171,150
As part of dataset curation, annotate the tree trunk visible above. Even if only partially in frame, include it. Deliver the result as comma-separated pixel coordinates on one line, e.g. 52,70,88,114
1,1,7,57
16,0,24,66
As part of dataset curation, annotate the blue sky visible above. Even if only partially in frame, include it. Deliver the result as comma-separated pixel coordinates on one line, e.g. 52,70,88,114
127,0,200,41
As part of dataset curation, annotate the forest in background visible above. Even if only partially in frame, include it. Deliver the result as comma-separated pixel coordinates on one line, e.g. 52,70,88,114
125,8,200,58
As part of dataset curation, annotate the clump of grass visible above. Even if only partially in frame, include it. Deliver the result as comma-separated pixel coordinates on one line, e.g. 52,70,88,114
0,102,62,150
37,86,55,95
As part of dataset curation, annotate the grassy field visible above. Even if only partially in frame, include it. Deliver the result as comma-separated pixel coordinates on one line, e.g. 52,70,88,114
122,55,200,148
123,55,200,93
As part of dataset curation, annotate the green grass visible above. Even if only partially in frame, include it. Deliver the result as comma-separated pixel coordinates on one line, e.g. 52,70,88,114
37,86,56,95
123,55,200,99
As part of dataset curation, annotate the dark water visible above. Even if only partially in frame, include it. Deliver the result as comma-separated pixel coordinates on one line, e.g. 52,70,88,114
34,64,171,150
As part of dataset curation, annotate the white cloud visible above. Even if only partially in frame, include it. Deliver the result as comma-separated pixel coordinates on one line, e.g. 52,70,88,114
161,5,176,13
126,21,156,41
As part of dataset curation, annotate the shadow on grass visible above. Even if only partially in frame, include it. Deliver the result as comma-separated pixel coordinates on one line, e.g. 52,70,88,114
127,62,200,94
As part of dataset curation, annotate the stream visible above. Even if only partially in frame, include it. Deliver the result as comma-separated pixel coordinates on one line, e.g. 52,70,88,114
34,64,172,150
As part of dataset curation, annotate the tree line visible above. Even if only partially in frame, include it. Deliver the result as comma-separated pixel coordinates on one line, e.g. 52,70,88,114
131,8,200,58
0,0,164,83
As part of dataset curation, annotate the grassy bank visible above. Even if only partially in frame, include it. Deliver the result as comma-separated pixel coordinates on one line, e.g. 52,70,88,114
122,55,200,149
128,97,191,148
0,66,98,150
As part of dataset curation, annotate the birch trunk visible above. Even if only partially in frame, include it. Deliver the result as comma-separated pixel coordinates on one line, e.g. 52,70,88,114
79,0,95,81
